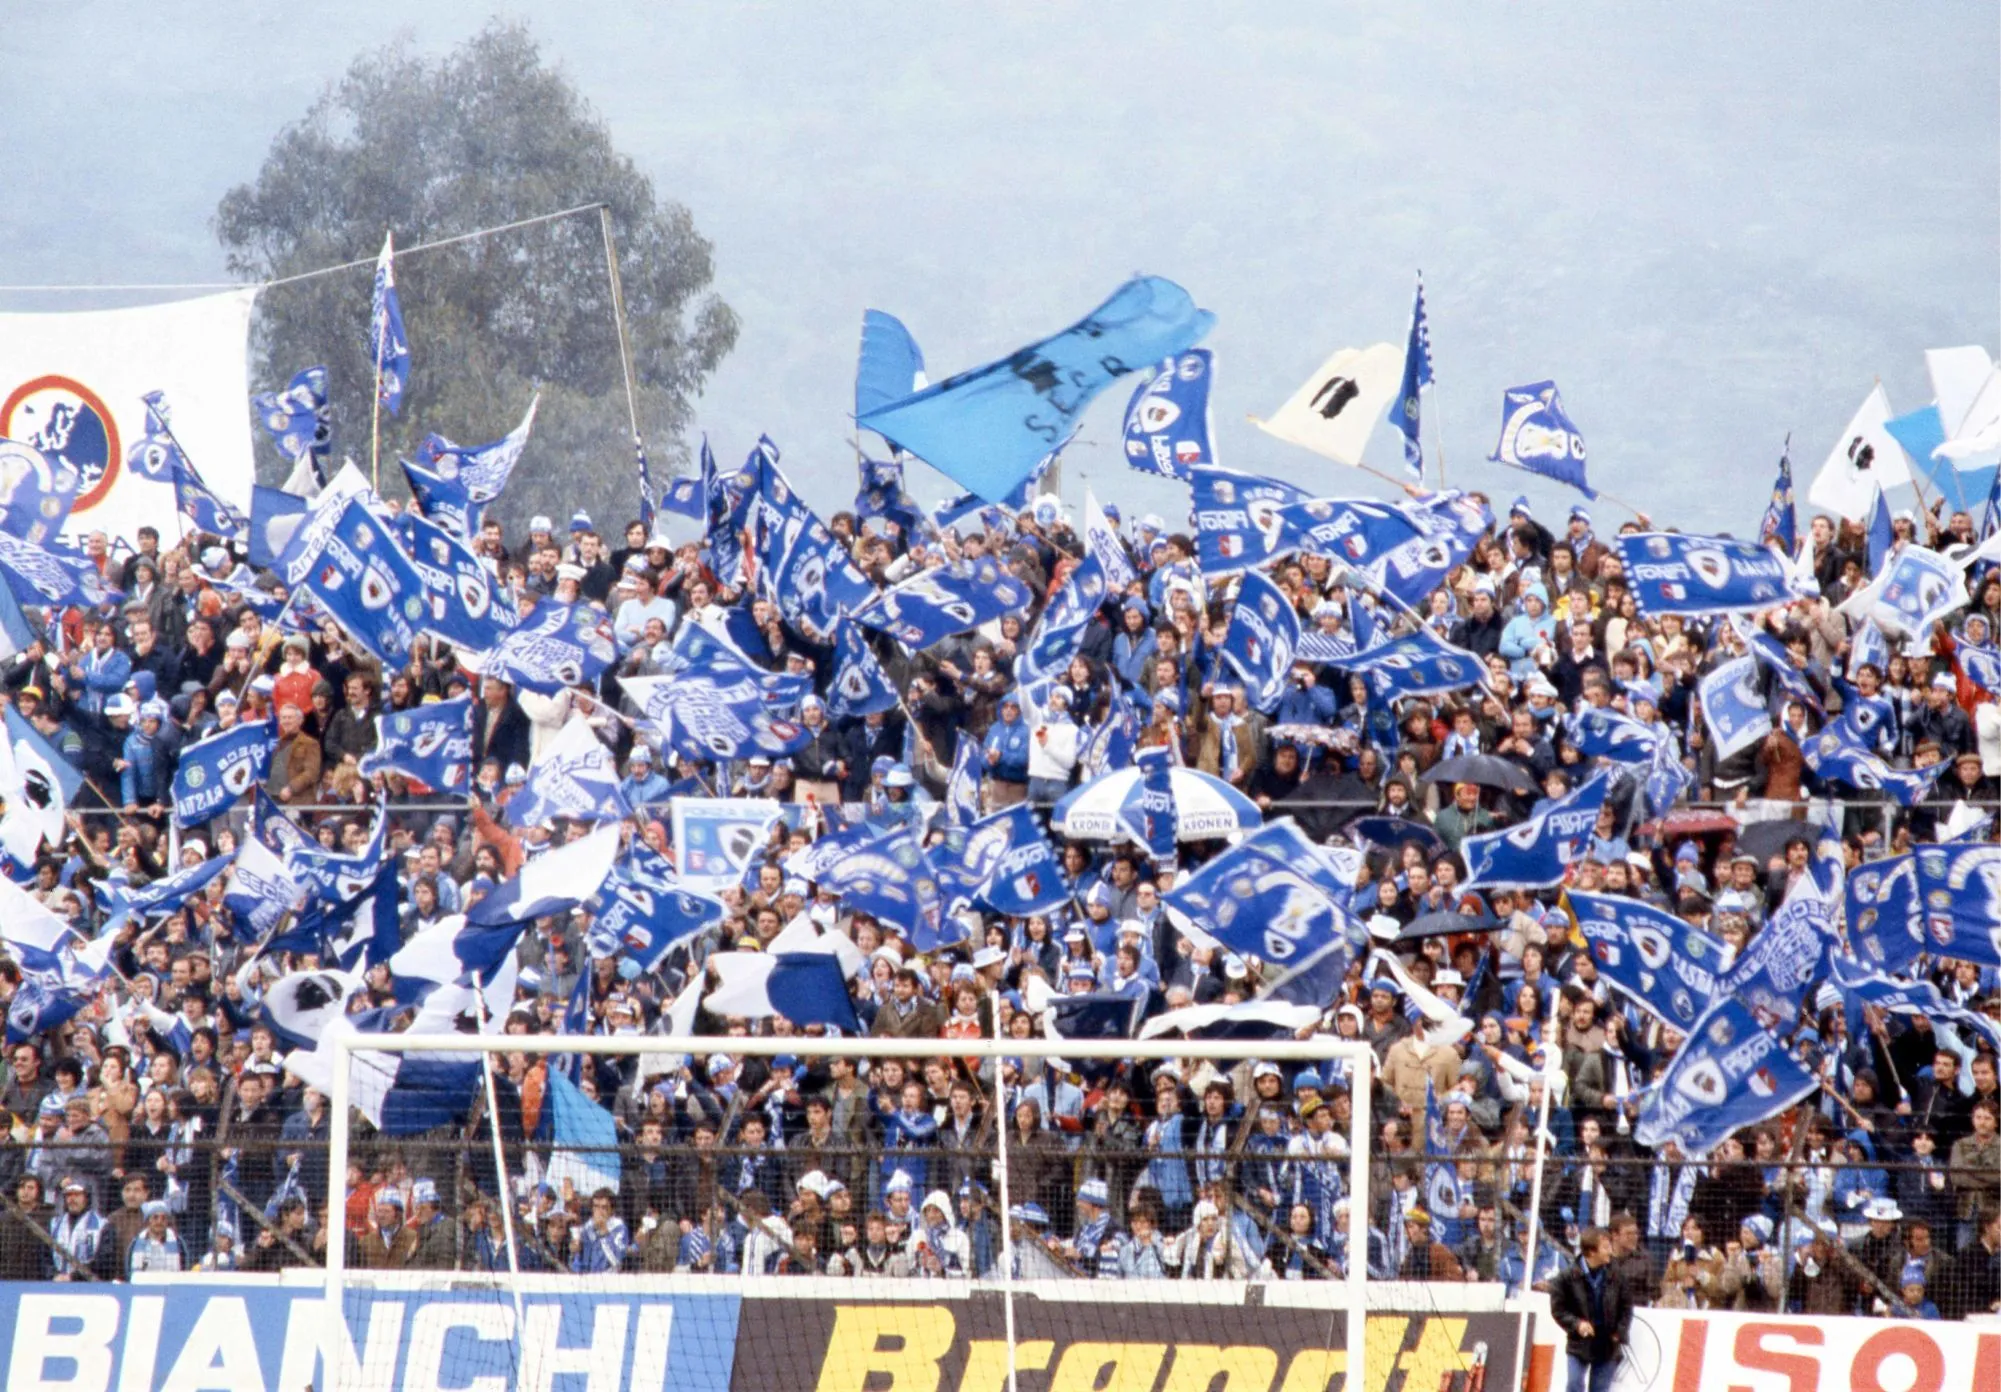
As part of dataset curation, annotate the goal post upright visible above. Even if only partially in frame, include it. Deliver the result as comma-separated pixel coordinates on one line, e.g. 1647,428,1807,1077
327,1030,1378,1391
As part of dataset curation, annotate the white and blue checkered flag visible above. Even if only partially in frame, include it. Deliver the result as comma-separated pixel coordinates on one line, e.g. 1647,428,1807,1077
1385,272,1432,480
368,232,410,414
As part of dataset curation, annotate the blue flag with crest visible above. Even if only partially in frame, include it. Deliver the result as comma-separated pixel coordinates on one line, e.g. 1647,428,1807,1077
398,512,511,651
812,824,946,949
1617,532,1810,617
1344,628,1486,702
967,804,1073,916
1461,772,1611,890
1567,707,1659,764
659,437,712,522
1570,891,1728,1031
171,720,273,828
1020,553,1108,681
1131,746,1180,867
1696,656,1772,761
401,455,481,537
1490,379,1593,498
251,365,332,476
482,602,617,694
1803,724,1943,806
1220,571,1301,714
1190,466,1421,577
358,697,473,792
623,651,811,765
1385,273,1433,481
0,438,78,545
1368,490,1492,608
1758,437,1796,554
853,559,1033,650
1716,890,1835,1028
1634,995,1818,1156
138,392,249,537
586,843,724,972
507,720,631,828
0,532,119,612
420,396,539,504
299,500,426,665
1121,349,1215,480
945,733,984,825
828,620,899,719
368,233,409,414
857,275,1215,504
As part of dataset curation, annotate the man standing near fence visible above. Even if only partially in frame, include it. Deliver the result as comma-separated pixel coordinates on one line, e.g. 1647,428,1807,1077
1548,1226,1632,1392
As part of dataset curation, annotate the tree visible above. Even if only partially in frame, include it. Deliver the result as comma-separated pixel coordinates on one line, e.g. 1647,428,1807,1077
215,21,736,532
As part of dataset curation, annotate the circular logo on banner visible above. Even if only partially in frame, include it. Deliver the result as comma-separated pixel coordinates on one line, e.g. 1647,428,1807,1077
0,376,121,512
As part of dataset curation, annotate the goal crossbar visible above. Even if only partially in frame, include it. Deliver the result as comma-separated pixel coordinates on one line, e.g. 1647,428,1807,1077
326,1032,1377,1391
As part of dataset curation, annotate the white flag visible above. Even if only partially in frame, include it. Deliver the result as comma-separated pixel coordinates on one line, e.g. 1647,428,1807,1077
1807,383,1908,520
0,290,257,548
1252,342,1402,466
1082,485,1134,588
1936,359,2001,462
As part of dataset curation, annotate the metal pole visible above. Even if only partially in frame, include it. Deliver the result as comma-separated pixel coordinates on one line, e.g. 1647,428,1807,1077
1344,1041,1372,1392
325,1031,352,1387
993,1073,1020,1392
472,971,527,1345
597,207,653,525
1512,989,1562,1392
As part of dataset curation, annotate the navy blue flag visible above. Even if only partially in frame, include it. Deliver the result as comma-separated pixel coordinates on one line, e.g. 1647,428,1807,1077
7,977,88,1047
1697,656,1772,761
224,840,302,940
420,396,539,504
1368,490,1492,609
121,854,235,922
858,275,1215,503
1744,631,1824,717
0,532,120,611
1131,745,1181,867
1020,554,1108,682
853,559,1033,650
1758,437,1797,554
358,698,473,792
1220,571,1301,714
1570,891,1729,1031
0,438,79,545
945,733,983,826
1490,379,1593,498
812,824,946,949
673,623,813,703
659,437,712,522
482,601,617,694
464,824,620,930
283,807,387,911
368,233,410,414
397,511,512,651
1121,349,1215,480
1049,993,1147,1040
401,455,481,537
1567,706,1658,764
855,456,925,538
623,656,811,764
856,308,927,426
967,805,1073,916
1163,820,1367,1007
587,844,724,972
1385,273,1433,481
1803,724,1943,806
247,487,311,571
1461,772,1611,890
1617,532,1811,618
1190,466,1421,577
299,500,425,665
1344,628,1486,702
1717,891,1835,1028
827,620,898,719
251,365,331,475
1867,487,1894,574
1830,955,2001,1055
171,720,273,828
1634,995,1819,1156
299,858,401,971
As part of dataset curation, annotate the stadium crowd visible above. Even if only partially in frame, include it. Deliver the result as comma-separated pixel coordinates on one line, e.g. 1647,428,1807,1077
0,478,1997,1335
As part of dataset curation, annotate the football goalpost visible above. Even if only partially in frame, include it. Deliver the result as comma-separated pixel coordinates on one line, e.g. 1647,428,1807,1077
323,1032,1406,1392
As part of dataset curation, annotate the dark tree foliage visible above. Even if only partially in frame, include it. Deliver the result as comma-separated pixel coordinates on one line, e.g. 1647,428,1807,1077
215,21,735,531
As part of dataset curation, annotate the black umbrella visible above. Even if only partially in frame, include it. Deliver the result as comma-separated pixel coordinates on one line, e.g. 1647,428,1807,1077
1395,906,1504,943
1420,754,1539,797
1733,819,1817,866
1344,814,1447,859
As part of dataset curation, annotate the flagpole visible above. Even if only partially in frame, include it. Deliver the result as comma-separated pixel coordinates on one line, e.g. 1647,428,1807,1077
1510,986,1563,1392
470,970,528,1341
370,313,385,495
596,206,652,525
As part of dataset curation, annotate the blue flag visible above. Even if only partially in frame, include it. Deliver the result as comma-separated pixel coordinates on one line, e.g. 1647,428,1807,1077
0,532,120,610
1758,437,1797,554
247,487,311,571
400,455,482,537
397,512,512,651
1368,490,1492,608
1866,486,1894,574
1859,845,2001,969
420,396,539,504
1616,532,1810,617
827,620,898,720
1490,379,1593,498
857,275,1215,503
299,501,425,665
506,720,631,828
1634,996,1818,1156
632,434,657,533
1120,349,1215,480
302,858,402,971
6,977,87,1047
171,720,273,828
251,365,331,474
358,698,473,792
855,457,925,538
0,438,78,545
1803,724,1943,806
968,805,1073,916
945,733,984,826
1163,820,1367,1007
1848,619,1890,682
1566,706,1659,764
1385,273,1433,481
1079,688,1140,779
1569,891,1728,1032
1020,554,1108,682
1831,956,2001,1055
1220,571,1301,714
757,478,879,639
1842,544,1969,638
1717,891,1835,1028
225,839,303,940
122,854,235,920
1190,466,1421,577
1129,745,1181,867
659,437,710,522
853,559,1034,650
855,309,927,422
1344,628,1486,702
1743,631,1824,718
624,659,810,766
1696,656,1772,761
482,601,617,694
587,844,724,973
1461,772,1611,890
139,393,250,537
368,233,410,414
811,824,946,949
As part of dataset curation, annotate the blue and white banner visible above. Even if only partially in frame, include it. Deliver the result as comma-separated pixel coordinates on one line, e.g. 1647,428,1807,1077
810,824,946,948
422,395,539,504
754,465,879,638
1570,891,1728,1032
358,697,473,791
368,232,410,413
1121,349,1214,480
855,455,924,536
1020,553,1108,682
225,837,302,939
399,511,511,651
0,531,120,610
1634,995,1819,1156
1132,745,1180,866
1367,490,1492,609
1461,772,1611,890
1803,724,1944,806
1220,570,1301,713
141,391,249,537
1082,488,1134,591
1343,627,1486,702
300,500,425,665
945,732,984,825
402,453,481,536
852,559,1033,650
967,804,1073,916
1717,891,1834,1027
1618,532,1809,617
624,666,809,765
1386,273,1433,481
1698,655,1772,761
1163,820,1366,1006
1190,466,1419,576
671,798,783,892
858,274,1214,504
481,601,617,694
170,719,272,827
464,824,621,930
827,620,899,719
1567,706,1660,764
1955,642,2001,698
0,437,78,546
1838,543,1971,638
588,844,724,972
507,719,631,827
705,951,864,1032
1490,379,1593,498
251,364,331,472
121,853,234,920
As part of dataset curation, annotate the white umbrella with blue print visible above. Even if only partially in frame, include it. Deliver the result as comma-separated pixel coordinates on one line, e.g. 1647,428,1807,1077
1050,765,1262,842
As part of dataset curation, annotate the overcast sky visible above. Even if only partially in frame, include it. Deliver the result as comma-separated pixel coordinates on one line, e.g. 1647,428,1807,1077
3,2,1995,531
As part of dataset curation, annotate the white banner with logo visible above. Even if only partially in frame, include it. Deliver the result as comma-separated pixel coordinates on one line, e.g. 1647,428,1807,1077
1610,1308,2001,1392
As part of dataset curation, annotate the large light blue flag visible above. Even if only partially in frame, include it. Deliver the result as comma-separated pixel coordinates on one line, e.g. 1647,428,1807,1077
1120,349,1215,480
857,275,1215,503
1634,996,1818,1156
1344,628,1485,702
853,559,1034,650
482,601,617,694
1385,273,1432,481
855,309,927,421
1461,772,1611,890
250,365,331,475
1570,891,1728,1031
0,438,78,545
358,697,473,792
1888,403,1997,514
1490,379,1593,498
300,500,425,665
1220,571,1301,713
545,1065,622,1194
171,720,273,828
397,511,511,651
1697,656,1772,760
1618,532,1810,617
367,233,409,414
